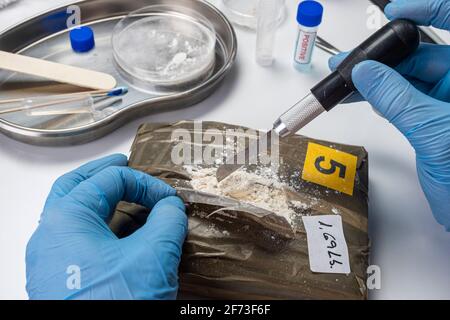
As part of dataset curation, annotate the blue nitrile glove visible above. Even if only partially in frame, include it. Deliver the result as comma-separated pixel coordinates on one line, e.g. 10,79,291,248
329,0,450,230
26,154,188,300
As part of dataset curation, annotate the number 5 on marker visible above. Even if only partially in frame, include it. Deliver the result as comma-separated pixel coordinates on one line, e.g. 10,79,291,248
302,143,358,196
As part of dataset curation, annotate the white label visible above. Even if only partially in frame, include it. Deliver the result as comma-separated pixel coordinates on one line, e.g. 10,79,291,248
294,30,317,64
302,215,351,274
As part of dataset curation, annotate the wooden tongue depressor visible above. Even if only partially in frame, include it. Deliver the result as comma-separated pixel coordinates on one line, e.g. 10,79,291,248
0,50,117,90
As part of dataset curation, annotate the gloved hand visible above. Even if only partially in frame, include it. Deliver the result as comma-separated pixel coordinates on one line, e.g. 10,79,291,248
329,0,450,230
26,154,188,299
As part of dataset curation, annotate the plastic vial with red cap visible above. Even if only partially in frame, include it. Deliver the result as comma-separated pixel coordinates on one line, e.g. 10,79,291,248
293,0,323,71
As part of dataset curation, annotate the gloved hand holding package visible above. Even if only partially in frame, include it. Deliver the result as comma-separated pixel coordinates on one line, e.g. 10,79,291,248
109,121,371,300
26,154,187,300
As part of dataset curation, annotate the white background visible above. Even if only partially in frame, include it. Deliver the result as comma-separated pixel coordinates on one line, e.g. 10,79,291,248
0,0,449,299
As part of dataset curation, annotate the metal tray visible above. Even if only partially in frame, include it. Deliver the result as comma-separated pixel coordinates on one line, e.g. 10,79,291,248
0,0,237,146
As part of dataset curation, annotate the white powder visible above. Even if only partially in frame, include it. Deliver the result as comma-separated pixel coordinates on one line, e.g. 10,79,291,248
290,200,310,211
185,165,295,224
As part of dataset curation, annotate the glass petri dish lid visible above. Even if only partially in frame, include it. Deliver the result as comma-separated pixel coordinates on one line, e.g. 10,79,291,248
112,5,217,94
221,0,285,30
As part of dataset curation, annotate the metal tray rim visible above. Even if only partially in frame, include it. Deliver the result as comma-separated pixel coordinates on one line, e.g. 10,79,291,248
0,0,237,145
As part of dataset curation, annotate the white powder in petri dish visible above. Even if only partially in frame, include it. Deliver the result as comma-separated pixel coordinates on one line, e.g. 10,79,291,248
113,14,216,87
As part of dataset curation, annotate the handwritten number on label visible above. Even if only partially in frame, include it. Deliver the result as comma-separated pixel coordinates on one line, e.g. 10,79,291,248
328,251,342,259
303,215,350,273
330,260,343,268
319,221,333,228
327,240,337,249
323,232,336,241
318,220,344,269
314,156,347,179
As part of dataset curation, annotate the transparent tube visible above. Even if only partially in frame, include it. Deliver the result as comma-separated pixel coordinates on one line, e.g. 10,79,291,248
26,95,95,117
0,94,94,115
0,94,118,122
255,0,282,66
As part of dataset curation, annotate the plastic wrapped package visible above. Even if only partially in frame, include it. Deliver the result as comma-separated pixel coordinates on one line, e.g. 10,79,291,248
109,121,370,299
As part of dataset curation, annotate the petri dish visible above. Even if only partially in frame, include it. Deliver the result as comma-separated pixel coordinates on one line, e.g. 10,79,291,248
112,5,217,94
221,0,285,30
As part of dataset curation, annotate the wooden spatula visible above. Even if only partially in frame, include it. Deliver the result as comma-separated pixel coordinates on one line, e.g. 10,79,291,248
0,50,117,90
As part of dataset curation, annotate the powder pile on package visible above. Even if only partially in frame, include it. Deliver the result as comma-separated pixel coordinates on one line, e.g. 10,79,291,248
185,165,296,224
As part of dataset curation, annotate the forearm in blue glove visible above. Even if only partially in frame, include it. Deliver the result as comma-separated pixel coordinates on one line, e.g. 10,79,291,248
26,154,188,299
328,0,450,230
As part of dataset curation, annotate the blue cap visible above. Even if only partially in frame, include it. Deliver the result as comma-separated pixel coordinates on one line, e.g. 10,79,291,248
297,1,324,27
70,26,95,53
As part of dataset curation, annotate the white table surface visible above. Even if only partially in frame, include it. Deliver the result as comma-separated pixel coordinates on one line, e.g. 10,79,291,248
1,0,449,300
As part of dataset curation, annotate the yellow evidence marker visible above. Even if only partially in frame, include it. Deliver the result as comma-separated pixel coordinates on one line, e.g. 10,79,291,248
302,142,358,196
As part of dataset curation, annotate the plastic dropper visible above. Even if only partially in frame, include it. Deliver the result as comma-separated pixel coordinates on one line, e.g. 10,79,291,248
0,87,128,120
